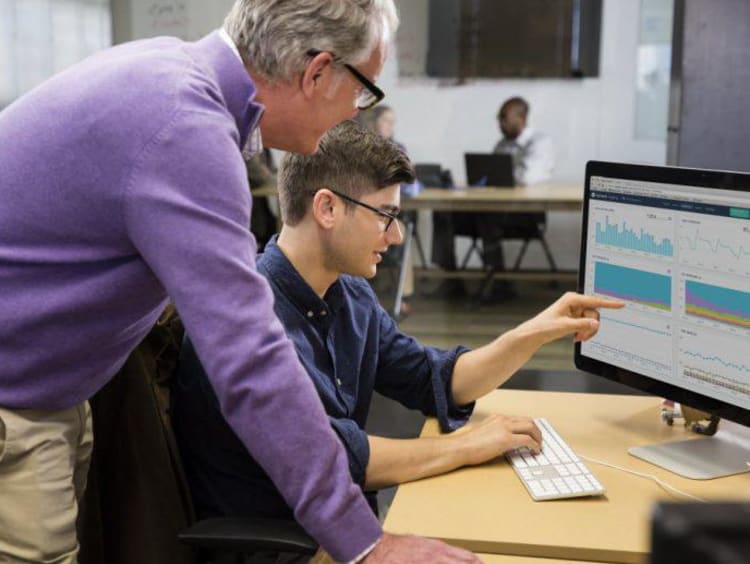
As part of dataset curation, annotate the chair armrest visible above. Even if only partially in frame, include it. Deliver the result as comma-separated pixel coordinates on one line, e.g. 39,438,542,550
178,517,317,555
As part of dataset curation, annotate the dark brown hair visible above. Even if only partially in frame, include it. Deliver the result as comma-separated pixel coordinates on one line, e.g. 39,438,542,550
498,96,529,120
278,120,415,225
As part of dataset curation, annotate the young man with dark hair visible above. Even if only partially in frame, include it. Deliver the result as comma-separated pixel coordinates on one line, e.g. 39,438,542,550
172,121,622,528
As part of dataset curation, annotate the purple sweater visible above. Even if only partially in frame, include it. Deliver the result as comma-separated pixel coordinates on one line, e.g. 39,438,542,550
0,31,380,560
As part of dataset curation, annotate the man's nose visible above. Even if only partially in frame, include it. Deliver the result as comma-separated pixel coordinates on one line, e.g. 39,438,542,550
388,219,405,245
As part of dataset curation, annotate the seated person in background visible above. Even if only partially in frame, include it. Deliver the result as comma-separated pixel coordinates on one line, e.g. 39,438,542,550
432,96,555,299
171,120,621,525
494,96,554,186
363,105,422,197
362,105,422,317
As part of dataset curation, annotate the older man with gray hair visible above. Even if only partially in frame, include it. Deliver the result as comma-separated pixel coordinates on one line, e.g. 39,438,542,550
0,1,477,562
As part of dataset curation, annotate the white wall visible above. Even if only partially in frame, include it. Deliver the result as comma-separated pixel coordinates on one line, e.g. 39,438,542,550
387,0,668,269
0,0,111,106
110,0,669,270
111,0,233,43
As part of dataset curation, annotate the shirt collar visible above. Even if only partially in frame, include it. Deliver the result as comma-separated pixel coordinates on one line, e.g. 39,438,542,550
260,236,345,320
197,29,264,154
218,28,264,156
515,126,534,146
219,27,242,61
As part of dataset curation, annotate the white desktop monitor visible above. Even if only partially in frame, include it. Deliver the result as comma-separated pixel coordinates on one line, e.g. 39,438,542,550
575,161,750,479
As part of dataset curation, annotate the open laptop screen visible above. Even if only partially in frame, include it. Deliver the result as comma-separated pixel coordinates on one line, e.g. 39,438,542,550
464,153,514,187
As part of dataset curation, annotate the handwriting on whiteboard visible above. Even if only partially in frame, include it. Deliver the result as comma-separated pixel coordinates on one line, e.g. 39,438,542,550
146,1,190,35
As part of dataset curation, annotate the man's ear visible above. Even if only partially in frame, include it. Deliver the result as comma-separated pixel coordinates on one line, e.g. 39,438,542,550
311,188,338,229
301,52,335,100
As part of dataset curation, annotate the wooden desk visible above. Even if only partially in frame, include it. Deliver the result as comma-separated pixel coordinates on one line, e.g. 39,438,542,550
402,183,583,213
383,390,750,563
477,556,607,564
393,183,582,315
252,183,583,212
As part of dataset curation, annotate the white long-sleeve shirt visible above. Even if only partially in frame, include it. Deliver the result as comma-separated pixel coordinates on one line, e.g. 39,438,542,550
494,126,555,186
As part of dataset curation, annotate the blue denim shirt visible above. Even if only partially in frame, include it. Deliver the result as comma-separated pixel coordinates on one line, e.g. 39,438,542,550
172,236,473,520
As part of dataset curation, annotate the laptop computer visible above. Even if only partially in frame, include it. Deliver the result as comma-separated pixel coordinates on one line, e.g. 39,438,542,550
464,152,514,187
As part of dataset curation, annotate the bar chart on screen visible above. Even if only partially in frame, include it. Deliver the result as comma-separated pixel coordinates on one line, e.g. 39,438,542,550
591,203,674,258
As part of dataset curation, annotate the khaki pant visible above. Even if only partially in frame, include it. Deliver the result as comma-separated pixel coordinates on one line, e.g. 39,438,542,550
0,402,93,564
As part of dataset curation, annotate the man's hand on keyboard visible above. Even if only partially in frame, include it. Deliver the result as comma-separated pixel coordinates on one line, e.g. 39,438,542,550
522,292,625,344
456,414,542,466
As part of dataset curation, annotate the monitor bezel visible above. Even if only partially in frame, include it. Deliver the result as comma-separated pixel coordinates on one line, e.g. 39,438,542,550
575,160,750,427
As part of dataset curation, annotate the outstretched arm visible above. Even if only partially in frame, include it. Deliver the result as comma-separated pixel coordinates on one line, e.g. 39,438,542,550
364,414,542,490
451,292,624,405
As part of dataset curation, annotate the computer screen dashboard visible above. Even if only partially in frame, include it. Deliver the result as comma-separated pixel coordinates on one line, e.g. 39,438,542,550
575,161,750,428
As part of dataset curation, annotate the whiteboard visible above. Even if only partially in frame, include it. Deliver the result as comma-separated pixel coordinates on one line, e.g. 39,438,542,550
130,0,234,41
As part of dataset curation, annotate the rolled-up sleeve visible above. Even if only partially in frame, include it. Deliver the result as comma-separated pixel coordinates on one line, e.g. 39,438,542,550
373,305,474,433
329,417,370,487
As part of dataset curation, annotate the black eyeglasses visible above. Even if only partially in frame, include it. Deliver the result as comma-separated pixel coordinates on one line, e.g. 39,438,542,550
306,49,385,110
329,189,400,232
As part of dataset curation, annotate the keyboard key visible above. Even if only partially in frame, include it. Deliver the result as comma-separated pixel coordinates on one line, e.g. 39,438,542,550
575,475,592,489
506,418,605,501
522,452,539,467
554,464,570,476
564,476,579,489
509,454,527,468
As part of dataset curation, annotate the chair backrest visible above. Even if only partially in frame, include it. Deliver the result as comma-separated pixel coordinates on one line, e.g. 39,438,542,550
78,306,199,564
413,163,443,187
414,163,456,190
78,307,317,563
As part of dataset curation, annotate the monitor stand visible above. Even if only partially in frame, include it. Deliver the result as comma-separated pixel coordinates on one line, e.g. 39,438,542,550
629,420,750,480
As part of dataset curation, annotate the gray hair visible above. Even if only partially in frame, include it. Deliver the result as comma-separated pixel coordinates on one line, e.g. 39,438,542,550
278,120,414,226
224,0,398,82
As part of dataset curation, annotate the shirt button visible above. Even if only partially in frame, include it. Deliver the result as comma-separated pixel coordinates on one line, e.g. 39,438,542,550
320,310,327,316
336,378,342,386
306,311,314,318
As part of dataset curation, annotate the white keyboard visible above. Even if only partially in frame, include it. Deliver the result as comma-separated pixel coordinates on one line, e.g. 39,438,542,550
506,418,605,501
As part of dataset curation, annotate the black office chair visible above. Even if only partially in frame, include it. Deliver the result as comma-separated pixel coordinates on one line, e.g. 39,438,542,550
78,307,316,564
486,211,557,272
413,163,443,188
473,210,558,301
415,163,484,271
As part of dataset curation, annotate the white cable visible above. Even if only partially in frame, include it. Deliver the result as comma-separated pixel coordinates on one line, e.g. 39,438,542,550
579,454,707,503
